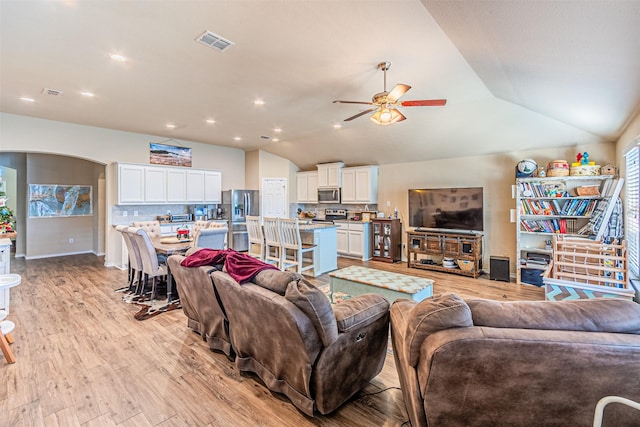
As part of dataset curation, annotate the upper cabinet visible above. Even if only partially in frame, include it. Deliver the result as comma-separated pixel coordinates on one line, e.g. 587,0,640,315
118,163,146,204
204,171,222,204
297,171,318,203
317,162,344,188
116,162,222,205
341,165,378,204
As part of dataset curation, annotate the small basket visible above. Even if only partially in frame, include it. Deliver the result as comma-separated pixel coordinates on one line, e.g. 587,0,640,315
575,186,600,196
457,259,475,271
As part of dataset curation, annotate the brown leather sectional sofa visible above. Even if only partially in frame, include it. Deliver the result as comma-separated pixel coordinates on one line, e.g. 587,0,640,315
168,252,390,416
390,293,640,427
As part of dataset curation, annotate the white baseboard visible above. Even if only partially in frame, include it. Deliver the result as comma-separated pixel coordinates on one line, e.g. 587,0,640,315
25,250,94,260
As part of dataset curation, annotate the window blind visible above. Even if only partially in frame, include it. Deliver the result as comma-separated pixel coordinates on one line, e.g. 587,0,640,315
625,144,639,278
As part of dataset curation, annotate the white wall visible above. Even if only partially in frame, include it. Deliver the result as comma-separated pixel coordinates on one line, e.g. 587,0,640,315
378,141,617,273
1,113,247,266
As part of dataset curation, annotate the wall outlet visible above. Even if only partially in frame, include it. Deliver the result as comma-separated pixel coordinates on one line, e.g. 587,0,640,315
386,201,391,207
122,211,128,217
133,210,139,216
69,238,74,244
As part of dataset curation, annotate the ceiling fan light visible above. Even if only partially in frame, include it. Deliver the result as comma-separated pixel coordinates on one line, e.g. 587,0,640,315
379,108,392,123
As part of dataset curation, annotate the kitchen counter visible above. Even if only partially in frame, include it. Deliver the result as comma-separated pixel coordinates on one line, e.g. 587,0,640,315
299,223,338,277
299,223,337,231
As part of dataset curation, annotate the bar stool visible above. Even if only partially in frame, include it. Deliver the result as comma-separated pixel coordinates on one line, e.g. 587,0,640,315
246,215,265,260
262,217,282,268
279,218,316,275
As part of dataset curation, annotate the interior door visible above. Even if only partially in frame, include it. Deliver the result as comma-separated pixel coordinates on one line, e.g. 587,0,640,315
262,178,287,218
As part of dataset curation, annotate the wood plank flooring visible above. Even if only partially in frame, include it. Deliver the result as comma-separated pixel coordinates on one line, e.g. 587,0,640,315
0,254,544,426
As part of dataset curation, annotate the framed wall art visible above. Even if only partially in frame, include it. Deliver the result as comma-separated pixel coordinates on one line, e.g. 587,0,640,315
28,184,93,218
150,142,192,167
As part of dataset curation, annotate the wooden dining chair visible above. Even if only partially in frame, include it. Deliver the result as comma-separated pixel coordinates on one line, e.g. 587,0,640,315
262,217,282,268
0,310,16,364
279,217,316,275
246,215,265,260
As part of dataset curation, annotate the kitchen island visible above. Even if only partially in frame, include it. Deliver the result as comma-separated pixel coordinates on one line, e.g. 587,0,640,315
299,222,338,277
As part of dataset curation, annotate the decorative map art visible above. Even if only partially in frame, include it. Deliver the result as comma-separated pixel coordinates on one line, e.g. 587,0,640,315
28,184,92,217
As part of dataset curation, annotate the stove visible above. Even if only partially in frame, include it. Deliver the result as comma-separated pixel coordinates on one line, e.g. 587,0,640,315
324,209,347,221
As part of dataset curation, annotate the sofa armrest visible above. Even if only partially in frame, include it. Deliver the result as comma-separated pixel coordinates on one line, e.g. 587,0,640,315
332,293,389,333
402,293,473,367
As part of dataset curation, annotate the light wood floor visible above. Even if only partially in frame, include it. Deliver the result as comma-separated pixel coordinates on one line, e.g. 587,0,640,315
1,254,544,426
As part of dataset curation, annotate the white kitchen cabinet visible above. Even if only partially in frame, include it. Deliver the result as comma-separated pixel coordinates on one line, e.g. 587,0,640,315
166,169,187,202
118,163,145,204
204,171,222,203
296,171,318,203
341,165,378,204
116,162,222,205
336,227,349,254
335,221,372,260
144,166,166,203
317,162,344,188
186,170,205,202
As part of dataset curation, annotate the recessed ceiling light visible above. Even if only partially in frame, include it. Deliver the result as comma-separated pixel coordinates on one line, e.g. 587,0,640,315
233,136,242,141
81,91,95,97
19,97,35,103
272,138,280,142
110,53,127,62
273,127,282,133
166,123,176,129
333,123,342,129
206,119,216,124
253,99,265,106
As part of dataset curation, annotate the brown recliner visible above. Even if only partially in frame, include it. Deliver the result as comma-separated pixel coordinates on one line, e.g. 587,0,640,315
391,293,640,427
167,253,233,358
210,269,390,416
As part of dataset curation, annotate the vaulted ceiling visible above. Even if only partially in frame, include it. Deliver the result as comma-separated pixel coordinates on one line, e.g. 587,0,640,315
1,0,639,170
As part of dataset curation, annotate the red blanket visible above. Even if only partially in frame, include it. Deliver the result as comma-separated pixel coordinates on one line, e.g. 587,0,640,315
180,248,278,284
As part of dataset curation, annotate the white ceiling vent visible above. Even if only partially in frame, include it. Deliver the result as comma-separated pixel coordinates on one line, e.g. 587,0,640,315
195,30,234,52
42,88,63,96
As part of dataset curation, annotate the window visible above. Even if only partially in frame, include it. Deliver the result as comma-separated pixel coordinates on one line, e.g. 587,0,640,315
625,143,639,278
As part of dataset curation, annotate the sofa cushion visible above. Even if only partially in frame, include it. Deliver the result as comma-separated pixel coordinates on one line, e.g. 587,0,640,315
467,298,640,334
285,278,338,347
253,269,300,295
405,293,473,367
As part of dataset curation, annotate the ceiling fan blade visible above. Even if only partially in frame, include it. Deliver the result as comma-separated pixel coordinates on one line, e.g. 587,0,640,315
333,100,374,105
344,108,376,121
386,84,411,103
393,109,407,122
401,99,447,107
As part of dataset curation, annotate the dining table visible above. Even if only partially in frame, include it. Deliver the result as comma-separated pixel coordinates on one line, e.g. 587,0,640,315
151,236,193,304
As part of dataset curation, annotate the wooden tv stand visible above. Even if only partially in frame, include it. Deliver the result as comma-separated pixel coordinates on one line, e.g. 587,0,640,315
407,229,483,278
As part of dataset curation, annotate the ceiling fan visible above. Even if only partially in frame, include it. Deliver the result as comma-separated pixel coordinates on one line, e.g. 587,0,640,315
333,61,447,125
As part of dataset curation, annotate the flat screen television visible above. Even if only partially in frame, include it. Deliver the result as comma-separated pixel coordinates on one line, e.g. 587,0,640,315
408,187,484,232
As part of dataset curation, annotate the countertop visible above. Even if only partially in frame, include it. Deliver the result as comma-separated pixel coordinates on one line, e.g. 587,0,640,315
299,223,337,231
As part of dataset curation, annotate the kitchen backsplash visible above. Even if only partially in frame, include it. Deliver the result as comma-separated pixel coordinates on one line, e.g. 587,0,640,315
112,204,193,226
296,203,379,219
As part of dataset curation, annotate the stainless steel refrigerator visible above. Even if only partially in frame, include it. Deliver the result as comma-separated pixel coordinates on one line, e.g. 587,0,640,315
221,189,260,251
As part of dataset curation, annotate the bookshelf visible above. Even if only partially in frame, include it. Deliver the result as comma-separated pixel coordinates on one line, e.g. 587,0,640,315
514,175,620,285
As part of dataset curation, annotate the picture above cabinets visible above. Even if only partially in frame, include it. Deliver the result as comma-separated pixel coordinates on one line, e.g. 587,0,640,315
116,162,222,205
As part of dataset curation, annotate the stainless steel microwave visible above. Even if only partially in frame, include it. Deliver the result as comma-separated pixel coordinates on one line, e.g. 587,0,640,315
317,188,341,204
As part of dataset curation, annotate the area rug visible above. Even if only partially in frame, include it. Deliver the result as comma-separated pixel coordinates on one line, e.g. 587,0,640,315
117,282,182,321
